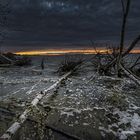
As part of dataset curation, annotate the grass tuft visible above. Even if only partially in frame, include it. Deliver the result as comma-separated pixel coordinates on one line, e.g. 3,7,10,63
56,55,84,75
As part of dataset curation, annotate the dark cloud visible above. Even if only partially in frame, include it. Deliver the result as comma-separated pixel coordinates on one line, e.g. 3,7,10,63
1,0,140,51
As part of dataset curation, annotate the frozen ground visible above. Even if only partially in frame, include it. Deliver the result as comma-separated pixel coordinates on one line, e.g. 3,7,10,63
0,55,140,140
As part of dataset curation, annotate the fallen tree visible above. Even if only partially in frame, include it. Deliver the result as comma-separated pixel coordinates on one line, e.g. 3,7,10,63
1,57,84,139
0,70,74,139
0,53,32,67
120,64,140,86
91,0,140,85
0,53,13,63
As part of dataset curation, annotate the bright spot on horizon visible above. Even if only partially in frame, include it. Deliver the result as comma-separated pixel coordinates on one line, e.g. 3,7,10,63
15,49,108,55
15,48,140,56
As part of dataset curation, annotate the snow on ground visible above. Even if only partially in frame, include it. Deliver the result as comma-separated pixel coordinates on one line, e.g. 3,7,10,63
0,55,140,140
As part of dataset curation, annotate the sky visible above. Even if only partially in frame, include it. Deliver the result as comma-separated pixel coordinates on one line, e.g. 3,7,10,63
0,0,140,52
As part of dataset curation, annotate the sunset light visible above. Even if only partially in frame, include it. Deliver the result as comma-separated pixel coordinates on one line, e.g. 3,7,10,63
15,49,106,55
15,48,140,56
1,0,140,139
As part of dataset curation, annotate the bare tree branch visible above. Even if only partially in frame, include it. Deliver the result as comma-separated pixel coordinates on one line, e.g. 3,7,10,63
119,0,131,56
131,55,140,67
90,40,99,54
120,64,140,85
123,34,140,56
121,0,125,14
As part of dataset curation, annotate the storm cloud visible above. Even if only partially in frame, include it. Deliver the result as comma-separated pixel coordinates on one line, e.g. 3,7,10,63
1,0,140,51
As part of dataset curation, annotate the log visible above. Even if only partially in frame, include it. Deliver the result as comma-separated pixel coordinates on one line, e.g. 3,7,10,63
0,54,14,64
0,71,72,140
120,64,140,86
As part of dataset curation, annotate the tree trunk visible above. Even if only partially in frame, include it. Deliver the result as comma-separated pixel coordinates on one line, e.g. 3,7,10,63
117,0,131,77
120,64,140,86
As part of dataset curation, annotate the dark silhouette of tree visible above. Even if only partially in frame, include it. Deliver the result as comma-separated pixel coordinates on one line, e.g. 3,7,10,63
116,0,131,77
91,0,140,85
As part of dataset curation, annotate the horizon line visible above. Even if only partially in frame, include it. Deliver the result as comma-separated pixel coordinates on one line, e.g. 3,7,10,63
14,48,140,56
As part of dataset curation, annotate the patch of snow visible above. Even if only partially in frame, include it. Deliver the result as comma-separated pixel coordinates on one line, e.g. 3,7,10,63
131,113,140,131
112,108,140,140
69,124,74,127
60,110,74,117
83,123,89,126
129,103,140,110
118,131,136,140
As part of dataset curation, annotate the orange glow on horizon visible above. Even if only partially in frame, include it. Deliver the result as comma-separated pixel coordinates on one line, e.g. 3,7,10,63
15,48,140,56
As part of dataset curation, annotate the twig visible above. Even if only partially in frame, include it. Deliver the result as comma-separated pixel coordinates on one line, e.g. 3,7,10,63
130,56,140,69
123,34,140,56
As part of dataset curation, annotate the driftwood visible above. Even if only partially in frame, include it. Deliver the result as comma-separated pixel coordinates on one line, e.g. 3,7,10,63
120,64,140,86
0,71,72,140
0,54,14,64
91,0,140,84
